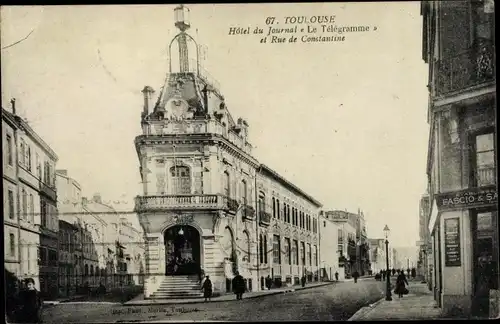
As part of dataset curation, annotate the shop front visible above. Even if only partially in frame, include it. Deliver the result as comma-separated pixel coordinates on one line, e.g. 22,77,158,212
430,186,498,318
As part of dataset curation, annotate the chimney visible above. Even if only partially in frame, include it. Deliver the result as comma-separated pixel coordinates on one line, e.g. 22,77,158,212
141,86,155,117
10,98,16,115
93,193,102,204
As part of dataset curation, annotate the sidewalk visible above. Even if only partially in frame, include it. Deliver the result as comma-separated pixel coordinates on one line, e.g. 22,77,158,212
124,280,336,306
348,281,443,321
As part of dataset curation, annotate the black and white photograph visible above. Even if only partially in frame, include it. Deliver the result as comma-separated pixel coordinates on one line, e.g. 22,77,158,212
1,1,497,322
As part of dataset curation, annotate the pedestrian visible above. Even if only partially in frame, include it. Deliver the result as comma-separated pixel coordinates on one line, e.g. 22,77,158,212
353,271,359,283
17,278,43,323
392,268,396,276
301,275,306,287
411,267,416,279
335,271,339,282
265,275,273,290
407,268,411,277
232,271,245,300
202,276,212,302
394,271,409,298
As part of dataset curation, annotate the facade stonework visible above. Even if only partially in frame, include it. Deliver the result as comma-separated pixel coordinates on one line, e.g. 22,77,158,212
135,5,322,298
422,0,497,318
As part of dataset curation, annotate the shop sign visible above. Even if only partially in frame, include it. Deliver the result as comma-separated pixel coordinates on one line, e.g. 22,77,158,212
436,186,497,210
444,218,461,267
327,211,348,222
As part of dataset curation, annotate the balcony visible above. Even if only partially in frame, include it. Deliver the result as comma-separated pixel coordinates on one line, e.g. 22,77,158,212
241,204,256,221
477,166,496,187
135,194,239,213
436,44,495,96
259,211,271,226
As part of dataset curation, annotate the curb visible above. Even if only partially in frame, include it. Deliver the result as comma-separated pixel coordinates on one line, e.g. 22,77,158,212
124,282,335,306
347,295,385,321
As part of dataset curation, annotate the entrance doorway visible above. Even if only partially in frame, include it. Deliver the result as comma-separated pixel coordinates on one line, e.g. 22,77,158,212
164,225,201,276
472,209,498,318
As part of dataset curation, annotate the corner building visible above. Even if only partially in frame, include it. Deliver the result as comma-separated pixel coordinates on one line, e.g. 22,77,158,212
421,0,497,318
134,5,322,298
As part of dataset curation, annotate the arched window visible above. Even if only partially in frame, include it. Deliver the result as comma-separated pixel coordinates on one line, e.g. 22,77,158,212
243,230,251,263
258,193,265,213
240,180,247,204
170,166,191,194
84,264,89,277
276,199,280,220
223,171,230,197
90,265,94,276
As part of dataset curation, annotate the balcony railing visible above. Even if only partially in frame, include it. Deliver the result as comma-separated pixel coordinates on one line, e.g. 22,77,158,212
436,44,495,96
477,166,496,187
135,194,239,213
241,204,256,220
259,211,271,226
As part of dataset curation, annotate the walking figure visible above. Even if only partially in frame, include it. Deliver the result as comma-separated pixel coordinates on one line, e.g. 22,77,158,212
265,275,273,290
301,275,306,287
353,271,360,283
395,271,409,298
335,271,339,282
202,276,212,302
232,271,245,300
17,278,43,323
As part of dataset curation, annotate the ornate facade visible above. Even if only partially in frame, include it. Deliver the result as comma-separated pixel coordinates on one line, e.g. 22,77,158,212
134,5,322,298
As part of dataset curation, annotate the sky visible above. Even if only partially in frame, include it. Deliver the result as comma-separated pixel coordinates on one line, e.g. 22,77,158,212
1,3,429,247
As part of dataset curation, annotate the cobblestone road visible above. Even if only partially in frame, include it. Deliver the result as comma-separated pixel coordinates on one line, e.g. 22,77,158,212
42,278,386,322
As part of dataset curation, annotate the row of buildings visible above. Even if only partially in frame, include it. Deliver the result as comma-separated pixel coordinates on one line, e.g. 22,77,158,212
134,5,377,299
3,100,145,299
419,0,497,319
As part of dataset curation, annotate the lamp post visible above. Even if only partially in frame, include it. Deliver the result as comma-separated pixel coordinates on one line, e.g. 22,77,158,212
383,225,392,301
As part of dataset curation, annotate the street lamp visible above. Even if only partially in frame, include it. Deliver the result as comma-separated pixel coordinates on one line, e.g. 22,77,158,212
383,225,392,301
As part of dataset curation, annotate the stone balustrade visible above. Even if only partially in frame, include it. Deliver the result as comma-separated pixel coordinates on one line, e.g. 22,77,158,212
135,194,238,213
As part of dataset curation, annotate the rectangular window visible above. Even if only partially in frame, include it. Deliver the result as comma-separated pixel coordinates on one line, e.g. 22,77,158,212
8,189,15,219
307,243,311,265
475,132,496,186
20,140,25,165
10,233,15,256
276,199,280,220
273,235,281,264
284,238,291,265
313,245,318,266
27,146,32,171
272,198,276,218
293,239,299,265
36,154,41,179
22,189,27,220
338,229,343,243
29,194,34,222
240,180,247,205
223,171,230,197
6,134,13,166
41,200,47,227
300,242,305,265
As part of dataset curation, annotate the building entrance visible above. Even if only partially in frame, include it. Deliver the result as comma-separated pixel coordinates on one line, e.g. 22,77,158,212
472,209,498,318
164,225,201,276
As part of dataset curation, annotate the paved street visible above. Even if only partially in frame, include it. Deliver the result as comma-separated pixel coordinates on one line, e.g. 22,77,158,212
42,278,385,322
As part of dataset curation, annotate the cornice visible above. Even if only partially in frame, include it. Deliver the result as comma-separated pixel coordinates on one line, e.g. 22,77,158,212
135,133,260,169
